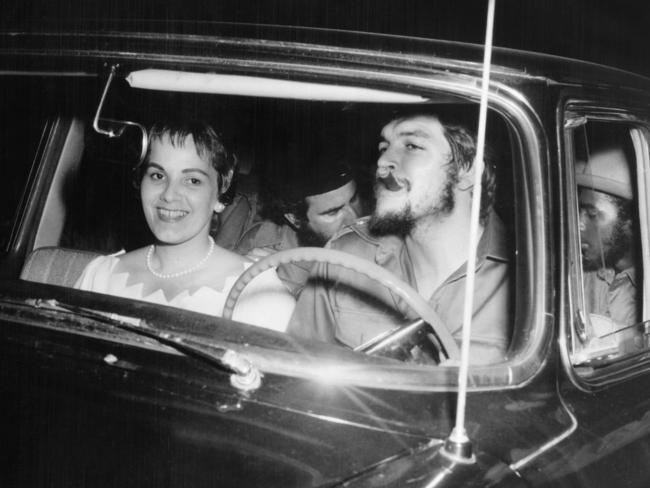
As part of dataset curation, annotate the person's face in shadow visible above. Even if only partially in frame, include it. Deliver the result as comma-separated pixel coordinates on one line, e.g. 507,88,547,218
302,180,362,243
579,187,631,272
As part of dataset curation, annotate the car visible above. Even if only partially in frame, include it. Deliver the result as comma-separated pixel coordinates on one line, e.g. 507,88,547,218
2,16,650,488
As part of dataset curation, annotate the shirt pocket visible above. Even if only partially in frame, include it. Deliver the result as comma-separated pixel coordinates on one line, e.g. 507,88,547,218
331,282,408,347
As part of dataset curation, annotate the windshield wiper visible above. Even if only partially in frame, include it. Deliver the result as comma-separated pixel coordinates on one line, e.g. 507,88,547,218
27,298,262,392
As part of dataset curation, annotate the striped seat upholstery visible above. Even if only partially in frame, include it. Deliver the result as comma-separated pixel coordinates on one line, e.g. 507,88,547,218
20,247,100,287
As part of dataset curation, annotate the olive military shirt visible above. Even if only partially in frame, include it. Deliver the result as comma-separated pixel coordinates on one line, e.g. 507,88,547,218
288,213,512,365
583,266,638,327
236,220,312,297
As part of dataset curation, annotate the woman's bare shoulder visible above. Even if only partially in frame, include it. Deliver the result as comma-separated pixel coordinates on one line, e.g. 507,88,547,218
113,246,149,272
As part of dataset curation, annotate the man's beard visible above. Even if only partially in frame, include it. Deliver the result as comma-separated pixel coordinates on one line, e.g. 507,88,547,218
367,207,416,237
582,219,632,272
296,225,329,247
368,164,458,237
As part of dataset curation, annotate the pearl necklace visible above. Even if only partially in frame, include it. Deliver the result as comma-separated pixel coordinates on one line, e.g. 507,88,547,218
146,236,215,279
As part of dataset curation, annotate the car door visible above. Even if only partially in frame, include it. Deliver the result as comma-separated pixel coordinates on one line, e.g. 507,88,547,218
553,96,650,487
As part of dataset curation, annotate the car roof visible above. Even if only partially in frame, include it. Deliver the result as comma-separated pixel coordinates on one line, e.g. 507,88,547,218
1,19,649,93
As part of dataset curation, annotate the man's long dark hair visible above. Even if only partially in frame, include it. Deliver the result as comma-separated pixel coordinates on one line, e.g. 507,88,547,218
442,123,497,225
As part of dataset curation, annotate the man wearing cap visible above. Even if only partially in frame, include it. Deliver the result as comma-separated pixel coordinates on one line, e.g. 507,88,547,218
236,162,363,296
576,145,639,328
288,113,511,365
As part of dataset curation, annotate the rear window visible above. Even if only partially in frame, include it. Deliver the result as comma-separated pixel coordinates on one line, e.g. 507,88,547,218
0,77,52,250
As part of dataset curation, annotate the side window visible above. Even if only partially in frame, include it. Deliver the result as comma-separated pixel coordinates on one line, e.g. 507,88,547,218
0,78,49,251
567,119,649,372
59,126,150,253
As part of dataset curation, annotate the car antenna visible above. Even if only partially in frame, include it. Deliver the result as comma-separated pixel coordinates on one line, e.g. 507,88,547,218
443,0,496,463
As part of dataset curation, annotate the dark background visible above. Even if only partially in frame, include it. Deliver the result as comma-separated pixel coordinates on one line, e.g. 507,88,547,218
5,0,650,76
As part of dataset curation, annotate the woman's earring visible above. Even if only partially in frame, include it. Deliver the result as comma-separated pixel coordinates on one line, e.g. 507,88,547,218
213,201,226,213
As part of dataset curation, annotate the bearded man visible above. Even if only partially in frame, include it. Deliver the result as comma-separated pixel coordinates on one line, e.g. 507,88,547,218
576,146,638,327
288,113,511,365
236,160,363,296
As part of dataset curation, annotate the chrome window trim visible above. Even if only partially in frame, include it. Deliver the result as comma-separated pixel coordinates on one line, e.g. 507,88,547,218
560,99,650,390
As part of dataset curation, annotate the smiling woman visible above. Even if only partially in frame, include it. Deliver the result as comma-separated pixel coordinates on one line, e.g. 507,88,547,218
74,120,295,331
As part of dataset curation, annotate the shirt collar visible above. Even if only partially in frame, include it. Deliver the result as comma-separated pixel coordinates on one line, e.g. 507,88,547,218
444,212,509,283
596,266,637,287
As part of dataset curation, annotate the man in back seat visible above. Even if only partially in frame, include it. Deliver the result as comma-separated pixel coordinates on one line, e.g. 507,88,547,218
236,157,363,297
576,145,640,347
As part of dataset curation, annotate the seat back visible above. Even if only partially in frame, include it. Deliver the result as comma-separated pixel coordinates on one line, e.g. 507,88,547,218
20,247,100,287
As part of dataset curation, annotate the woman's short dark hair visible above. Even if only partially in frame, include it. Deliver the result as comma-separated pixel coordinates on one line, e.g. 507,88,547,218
134,120,237,203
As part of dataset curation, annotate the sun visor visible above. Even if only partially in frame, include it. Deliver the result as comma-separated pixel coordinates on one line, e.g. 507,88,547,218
126,69,428,103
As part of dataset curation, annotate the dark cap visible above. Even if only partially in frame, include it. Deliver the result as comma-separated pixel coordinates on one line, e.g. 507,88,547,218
282,160,355,202
303,163,354,198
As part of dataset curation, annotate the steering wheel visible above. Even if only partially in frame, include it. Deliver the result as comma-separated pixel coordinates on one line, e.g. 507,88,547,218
223,247,461,361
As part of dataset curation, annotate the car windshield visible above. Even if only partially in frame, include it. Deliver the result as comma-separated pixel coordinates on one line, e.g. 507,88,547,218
9,67,525,382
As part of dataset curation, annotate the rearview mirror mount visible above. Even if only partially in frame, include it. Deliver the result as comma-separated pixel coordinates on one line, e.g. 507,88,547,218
93,64,148,165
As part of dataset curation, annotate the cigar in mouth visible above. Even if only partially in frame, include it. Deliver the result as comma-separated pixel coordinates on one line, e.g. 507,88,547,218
377,172,404,192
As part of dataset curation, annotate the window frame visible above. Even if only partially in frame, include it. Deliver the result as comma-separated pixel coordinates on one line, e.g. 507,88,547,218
562,100,650,388
4,63,550,392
